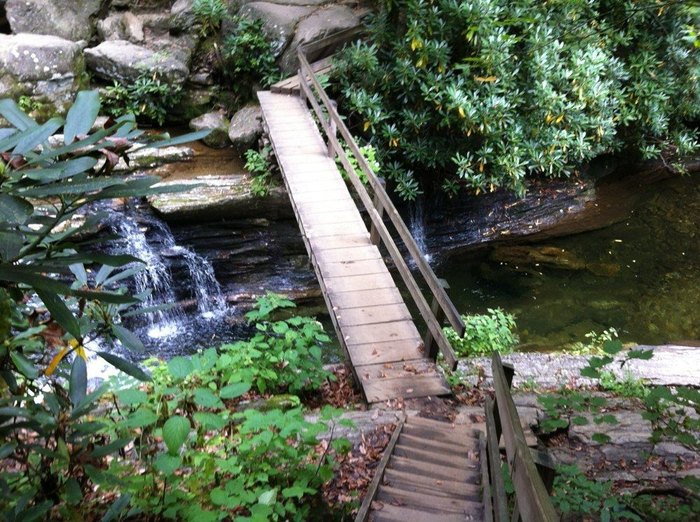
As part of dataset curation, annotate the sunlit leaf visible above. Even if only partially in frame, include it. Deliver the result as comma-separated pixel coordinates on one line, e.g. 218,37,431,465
64,90,100,145
163,415,191,455
96,352,151,381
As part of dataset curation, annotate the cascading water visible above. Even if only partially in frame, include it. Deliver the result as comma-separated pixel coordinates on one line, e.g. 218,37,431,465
409,198,433,265
108,206,229,346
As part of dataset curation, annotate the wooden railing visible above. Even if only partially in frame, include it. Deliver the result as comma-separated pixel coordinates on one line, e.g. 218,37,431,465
484,352,559,521
296,38,464,369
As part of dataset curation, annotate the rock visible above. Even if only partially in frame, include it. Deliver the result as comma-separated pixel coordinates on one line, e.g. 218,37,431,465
306,409,403,445
97,12,145,43
228,104,264,154
170,0,195,33
0,33,84,115
5,0,101,41
278,5,361,73
105,145,195,173
238,2,315,57
189,111,230,149
84,40,189,84
148,174,292,221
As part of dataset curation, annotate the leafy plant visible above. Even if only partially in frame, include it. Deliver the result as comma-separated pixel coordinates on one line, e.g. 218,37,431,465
0,90,207,519
444,308,518,357
192,0,226,36
244,145,274,197
552,464,641,521
217,292,335,394
599,369,649,399
103,72,184,125
333,0,699,199
222,16,279,98
566,327,620,355
337,143,380,187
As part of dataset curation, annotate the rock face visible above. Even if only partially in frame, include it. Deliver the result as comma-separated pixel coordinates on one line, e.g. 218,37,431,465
97,12,145,43
228,104,264,154
239,2,315,57
170,0,195,33
5,0,102,41
84,40,189,84
189,111,230,149
0,34,84,114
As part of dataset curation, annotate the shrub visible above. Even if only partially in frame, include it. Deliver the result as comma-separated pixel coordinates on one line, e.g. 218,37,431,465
333,0,700,199
103,72,184,125
192,0,226,36
222,16,279,98
444,308,518,357
244,145,274,196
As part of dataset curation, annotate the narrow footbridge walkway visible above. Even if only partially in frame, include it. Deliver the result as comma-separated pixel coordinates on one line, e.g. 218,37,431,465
258,90,449,402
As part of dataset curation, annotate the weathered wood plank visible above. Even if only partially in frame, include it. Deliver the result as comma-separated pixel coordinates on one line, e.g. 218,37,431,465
336,303,412,327
325,272,396,294
397,432,476,456
310,234,373,252
361,374,450,403
345,340,425,366
389,455,480,483
305,222,369,239
383,468,480,498
342,320,420,346
377,485,482,515
315,245,381,264
393,444,473,469
320,258,389,279
370,503,467,522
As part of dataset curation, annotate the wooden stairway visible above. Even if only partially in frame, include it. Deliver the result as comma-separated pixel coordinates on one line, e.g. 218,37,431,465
359,416,485,521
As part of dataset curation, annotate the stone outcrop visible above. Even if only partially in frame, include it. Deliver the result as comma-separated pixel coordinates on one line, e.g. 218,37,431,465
189,111,231,149
228,104,264,153
97,12,146,43
5,0,102,41
0,33,84,114
239,2,315,57
84,40,189,84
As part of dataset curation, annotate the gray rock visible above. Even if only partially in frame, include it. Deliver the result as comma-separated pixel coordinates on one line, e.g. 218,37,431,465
170,0,195,33
278,5,360,73
84,40,189,84
99,145,194,173
97,12,145,43
236,0,330,6
6,0,101,41
147,174,291,221
189,111,230,149
239,2,315,57
0,33,84,114
228,104,264,153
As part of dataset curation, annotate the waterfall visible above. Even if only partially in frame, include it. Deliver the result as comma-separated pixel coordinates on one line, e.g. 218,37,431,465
409,198,433,265
108,207,227,339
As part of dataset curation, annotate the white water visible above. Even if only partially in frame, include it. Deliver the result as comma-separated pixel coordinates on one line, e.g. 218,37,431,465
409,198,433,265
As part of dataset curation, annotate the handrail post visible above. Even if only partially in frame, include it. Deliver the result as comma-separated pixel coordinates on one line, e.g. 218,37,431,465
368,177,386,245
298,68,306,105
424,278,449,359
327,100,338,158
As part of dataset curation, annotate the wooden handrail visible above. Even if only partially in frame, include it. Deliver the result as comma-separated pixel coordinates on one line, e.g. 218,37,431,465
486,352,559,521
296,42,464,369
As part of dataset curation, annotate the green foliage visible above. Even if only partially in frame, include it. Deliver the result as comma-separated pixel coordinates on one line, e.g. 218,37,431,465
538,389,616,438
218,292,334,394
103,72,184,125
244,145,274,197
0,91,208,520
566,327,620,355
334,0,700,199
223,16,279,99
641,385,700,451
552,464,641,521
628,476,700,521
192,0,226,36
91,350,347,521
444,308,518,357
338,143,380,187
599,370,649,399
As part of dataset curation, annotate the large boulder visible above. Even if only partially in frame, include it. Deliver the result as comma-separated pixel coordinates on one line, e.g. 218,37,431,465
170,0,195,33
238,2,315,57
228,104,264,154
0,33,84,115
5,0,102,41
278,5,361,73
84,40,189,84
96,12,145,43
189,111,230,149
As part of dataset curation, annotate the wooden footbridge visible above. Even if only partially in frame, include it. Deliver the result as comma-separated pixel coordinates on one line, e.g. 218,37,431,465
256,31,560,521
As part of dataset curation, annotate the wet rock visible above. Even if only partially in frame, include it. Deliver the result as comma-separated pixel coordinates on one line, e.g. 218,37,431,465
278,5,361,73
490,244,620,277
189,111,230,149
238,2,315,57
84,40,189,84
170,0,195,33
5,0,101,41
97,12,145,43
228,104,264,154
0,33,84,115
108,145,194,173
147,174,293,221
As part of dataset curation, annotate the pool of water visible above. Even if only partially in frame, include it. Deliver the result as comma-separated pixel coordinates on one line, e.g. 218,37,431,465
436,174,700,350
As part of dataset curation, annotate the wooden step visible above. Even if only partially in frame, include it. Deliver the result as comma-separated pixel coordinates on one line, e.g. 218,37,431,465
393,444,474,469
397,432,478,456
388,455,480,483
402,424,473,446
383,468,481,499
336,303,413,328
369,502,478,522
377,485,483,515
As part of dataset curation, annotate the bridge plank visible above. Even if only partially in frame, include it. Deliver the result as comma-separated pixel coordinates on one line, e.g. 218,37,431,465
258,90,449,404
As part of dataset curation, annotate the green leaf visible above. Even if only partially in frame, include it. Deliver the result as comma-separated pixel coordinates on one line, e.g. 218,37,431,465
13,117,63,155
16,177,126,198
592,432,612,444
143,130,211,149
111,324,145,352
154,453,182,475
101,494,131,522
257,488,277,506
97,352,151,381
596,414,618,425
123,407,157,429
602,340,623,355
91,438,132,458
282,485,312,499
193,412,227,430
163,415,191,455
580,367,601,379
0,194,33,225
116,388,148,406
572,415,589,426
193,388,224,409
0,442,17,459
0,98,36,130
0,230,23,261
36,289,80,339
168,356,193,380
628,348,654,360
69,356,87,408
10,351,39,379
64,477,82,505
64,90,100,145
220,381,252,399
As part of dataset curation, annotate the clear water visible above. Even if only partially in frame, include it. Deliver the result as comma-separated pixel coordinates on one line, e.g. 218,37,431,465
436,175,700,350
